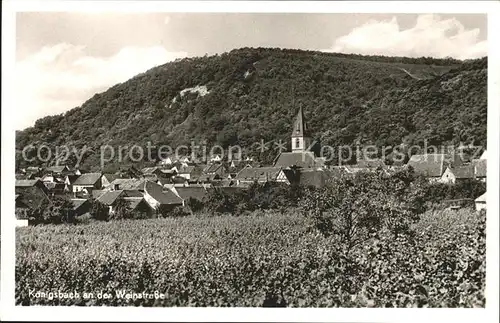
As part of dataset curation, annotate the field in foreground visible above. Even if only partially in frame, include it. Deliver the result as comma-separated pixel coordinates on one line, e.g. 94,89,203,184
16,209,485,307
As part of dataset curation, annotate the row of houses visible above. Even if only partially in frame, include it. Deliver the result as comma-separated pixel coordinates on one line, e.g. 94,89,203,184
15,108,488,223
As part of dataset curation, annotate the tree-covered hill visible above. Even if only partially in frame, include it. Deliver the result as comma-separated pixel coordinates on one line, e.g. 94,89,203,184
15,47,486,170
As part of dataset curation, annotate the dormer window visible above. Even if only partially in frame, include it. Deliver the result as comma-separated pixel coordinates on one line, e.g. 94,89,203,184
295,138,300,148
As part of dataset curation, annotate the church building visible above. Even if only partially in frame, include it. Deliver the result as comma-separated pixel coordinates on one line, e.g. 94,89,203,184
273,107,326,169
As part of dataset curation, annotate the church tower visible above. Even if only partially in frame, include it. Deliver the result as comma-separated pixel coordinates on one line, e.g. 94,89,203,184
291,106,310,152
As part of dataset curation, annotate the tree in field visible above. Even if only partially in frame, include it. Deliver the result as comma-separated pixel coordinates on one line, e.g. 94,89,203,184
112,197,132,220
36,196,75,224
300,168,427,251
90,198,110,221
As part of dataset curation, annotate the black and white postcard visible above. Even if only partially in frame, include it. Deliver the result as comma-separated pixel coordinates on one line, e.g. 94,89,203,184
1,1,498,322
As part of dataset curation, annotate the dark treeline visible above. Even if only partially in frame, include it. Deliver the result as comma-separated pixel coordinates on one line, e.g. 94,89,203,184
16,47,486,171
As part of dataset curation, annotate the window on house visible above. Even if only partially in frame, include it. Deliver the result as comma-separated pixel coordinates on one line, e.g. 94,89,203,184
296,138,300,148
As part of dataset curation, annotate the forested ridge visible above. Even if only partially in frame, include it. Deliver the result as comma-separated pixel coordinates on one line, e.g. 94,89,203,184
15,47,487,169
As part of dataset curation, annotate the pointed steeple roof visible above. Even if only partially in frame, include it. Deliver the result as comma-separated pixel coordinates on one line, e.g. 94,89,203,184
292,106,309,137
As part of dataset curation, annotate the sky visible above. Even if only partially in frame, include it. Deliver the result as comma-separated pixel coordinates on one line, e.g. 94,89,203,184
15,12,488,130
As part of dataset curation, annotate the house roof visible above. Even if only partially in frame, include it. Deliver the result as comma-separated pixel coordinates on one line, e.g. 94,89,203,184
198,174,221,182
407,154,448,177
102,173,119,183
109,178,146,190
92,190,106,199
145,181,183,205
174,186,209,201
73,173,102,185
43,182,65,190
172,176,188,184
141,167,160,174
473,159,487,178
273,152,323,169
203,163,225,174
97,190,124,205
123,197,147,210
66,174,80,184
179,165,195,174
46,165,69,173
354,159,386,169
475,192,486,202
451,165,475,179
299,170,334,188
71,198,89,210
15,179,40,187
235,167,282,181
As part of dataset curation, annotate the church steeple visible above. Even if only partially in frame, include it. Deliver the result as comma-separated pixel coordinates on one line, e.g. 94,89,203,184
291,107,310,152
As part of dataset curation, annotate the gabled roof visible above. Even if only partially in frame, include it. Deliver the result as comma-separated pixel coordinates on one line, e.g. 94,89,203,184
172,176,188,184
15,179,41,187
273,152,322,169
92,190,106,199
475,192,486,202
174,186,209,201
73,173,102,185
123,197,147,211
46,165,69,173
71,198,89,210
179,165,195,174
141,167,160,175
145,181,183,205
102,173,119,183
43,182,65,190
65,174,80,184
235,166,282,181
450,165,475,179
203,163,225,174
160,169,177,175
407,154,448,177
97,190,124,205
108,178,146,190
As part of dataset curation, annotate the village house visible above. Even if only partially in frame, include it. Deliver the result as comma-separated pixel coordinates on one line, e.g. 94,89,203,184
101,173,119,189
273,107,326,170
210,154,222,163
64,174,80,192
177,165,197,180
46,165,72,176
141,166,165,179
169,186,210,204
203,163,227,177
96,189,154,216
72,173,103,195
235,166,288,186
24,166,44,179
142,180,184,211
440,165,475,184
15,179,51,223
472,159,487,182
475,192,486,212
71,198,92,217
406,154,450,182
115,165,142,178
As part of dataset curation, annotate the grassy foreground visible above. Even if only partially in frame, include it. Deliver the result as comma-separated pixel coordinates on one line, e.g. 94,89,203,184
16,209,485,307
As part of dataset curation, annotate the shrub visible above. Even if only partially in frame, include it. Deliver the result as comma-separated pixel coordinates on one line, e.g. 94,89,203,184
90,199,110,221
300,168,427,248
